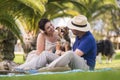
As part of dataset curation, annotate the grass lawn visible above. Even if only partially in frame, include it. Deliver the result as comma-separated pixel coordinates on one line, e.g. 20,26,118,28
13,53,24,64
0,71,120,80
0,50,120,80
95,50,120,70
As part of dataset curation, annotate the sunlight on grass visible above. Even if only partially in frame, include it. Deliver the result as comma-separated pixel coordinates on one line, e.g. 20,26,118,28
14,52,24,64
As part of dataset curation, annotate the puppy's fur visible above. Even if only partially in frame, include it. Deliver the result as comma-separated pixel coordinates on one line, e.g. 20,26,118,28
55,27,71,52
96,39,116,63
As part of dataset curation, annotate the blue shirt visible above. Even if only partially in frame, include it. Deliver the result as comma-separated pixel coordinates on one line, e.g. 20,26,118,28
73,31,97,70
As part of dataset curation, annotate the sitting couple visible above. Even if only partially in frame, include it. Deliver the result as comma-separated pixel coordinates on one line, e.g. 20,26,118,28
15,15,97,71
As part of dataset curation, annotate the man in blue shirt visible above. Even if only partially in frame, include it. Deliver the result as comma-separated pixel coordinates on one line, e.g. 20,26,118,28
72,31,96,70
48,15,97,70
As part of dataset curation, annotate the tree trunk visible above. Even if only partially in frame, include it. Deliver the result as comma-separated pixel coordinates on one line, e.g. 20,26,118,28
0,27,17,61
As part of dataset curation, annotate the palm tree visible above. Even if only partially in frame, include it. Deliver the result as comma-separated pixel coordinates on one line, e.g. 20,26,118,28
0,0,47,61
0,11,21,61
0,0,47,39
0,25,17,61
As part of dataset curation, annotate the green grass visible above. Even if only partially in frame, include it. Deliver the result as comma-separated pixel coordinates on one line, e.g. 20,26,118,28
14,53,24,64
1,50,120,80
1,71,120,80
95,51,120,70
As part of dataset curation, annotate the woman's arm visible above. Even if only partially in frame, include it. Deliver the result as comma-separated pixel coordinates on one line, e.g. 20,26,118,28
36,33,45,55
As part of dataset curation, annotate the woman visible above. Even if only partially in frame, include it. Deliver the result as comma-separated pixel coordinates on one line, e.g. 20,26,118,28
15,19,61,70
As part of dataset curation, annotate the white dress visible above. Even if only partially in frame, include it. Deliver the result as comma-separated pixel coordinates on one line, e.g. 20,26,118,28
15,39,57,70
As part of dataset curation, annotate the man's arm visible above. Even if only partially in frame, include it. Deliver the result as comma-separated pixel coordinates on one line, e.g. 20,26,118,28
74,48,84,56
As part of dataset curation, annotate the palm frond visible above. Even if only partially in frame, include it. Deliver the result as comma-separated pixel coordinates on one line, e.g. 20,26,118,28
92,4,116,19
0,13,23,42
42,2,67,19
17,0,46,16
69,0,90,17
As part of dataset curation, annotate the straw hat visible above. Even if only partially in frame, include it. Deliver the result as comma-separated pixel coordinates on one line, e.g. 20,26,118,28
67,15,91,32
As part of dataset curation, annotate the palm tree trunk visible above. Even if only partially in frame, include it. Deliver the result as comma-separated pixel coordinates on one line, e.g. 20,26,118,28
0,27,17,61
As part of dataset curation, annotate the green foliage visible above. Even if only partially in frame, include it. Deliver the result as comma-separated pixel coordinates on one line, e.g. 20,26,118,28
14,53,24,64
0,0,47,40
17,0,46,16
0,13,22,42
42,0,80,19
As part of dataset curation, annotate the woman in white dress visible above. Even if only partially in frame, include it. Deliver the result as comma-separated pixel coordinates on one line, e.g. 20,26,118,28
15,19,61,70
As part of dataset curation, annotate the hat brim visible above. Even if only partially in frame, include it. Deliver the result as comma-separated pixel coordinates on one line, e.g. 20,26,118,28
67,19,91,32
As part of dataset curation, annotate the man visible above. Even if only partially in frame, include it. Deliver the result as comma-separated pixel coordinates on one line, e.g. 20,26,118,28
48,15,97,70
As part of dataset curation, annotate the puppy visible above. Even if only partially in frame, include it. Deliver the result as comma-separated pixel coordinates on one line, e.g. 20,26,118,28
96,39,116,63
55,27,71,55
